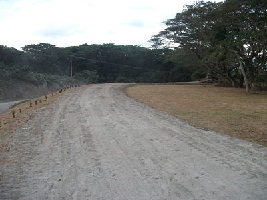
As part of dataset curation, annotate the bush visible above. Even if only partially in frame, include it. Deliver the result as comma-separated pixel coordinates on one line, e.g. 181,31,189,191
253,73,267,90
19,72,46,85
191,70,207,80
115,76,133,83
0,62,31,79
74,70,99,83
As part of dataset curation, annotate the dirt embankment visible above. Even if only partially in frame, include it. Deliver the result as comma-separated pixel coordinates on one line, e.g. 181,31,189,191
0,86,76,155
0,78,77,103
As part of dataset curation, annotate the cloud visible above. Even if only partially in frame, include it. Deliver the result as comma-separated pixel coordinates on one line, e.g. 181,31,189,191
0,0,223,49
126,20,145,28
38,25,81,39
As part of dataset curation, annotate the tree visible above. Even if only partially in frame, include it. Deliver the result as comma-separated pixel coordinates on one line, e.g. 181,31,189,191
22,43,68,75
221,0,267,92
74,70,99,83
150,1,227,82
150,0,267,92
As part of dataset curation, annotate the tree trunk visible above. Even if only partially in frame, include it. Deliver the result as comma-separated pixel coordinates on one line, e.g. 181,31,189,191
231,80,235,87
239,61,249,93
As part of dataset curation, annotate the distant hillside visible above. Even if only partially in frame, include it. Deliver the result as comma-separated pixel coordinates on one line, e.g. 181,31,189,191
0,75,77,102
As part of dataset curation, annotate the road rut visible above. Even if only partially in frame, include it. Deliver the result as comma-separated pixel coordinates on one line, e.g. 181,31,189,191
0,83,267,200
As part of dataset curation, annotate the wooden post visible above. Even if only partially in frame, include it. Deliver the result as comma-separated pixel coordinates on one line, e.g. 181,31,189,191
70,57,73,77
12,111,16,118
30,101,32,107
35,100,38,105
45,95,47,100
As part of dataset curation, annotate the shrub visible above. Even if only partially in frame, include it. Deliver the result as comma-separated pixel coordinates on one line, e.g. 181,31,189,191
74,70,99,83
191,70,207,80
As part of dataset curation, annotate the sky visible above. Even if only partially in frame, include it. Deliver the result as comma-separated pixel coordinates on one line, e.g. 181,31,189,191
0,0,222,49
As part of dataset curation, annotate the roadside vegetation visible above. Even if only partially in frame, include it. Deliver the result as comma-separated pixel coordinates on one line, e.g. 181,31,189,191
0,43,204,86
127,85,267,146
0,0,266,91
151,0,267,92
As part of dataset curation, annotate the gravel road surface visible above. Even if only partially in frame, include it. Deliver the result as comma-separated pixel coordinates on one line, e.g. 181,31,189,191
0,83,267,200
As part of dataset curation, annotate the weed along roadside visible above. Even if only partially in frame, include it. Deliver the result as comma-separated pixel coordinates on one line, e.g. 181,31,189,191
0,85,80,153
127,84,267,146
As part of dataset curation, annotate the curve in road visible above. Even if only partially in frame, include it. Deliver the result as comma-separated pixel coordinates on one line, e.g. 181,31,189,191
0,83,266,200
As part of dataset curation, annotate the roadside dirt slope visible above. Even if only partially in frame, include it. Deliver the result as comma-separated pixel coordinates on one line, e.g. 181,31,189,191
0,83,266,200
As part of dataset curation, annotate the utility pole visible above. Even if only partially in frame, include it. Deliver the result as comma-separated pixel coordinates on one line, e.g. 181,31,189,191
70,57,73,77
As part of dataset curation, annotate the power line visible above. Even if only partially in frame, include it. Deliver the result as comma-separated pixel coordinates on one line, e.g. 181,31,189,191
69,54,144,70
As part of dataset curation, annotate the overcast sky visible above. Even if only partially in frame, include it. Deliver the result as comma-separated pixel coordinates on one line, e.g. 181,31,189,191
0,0,222,49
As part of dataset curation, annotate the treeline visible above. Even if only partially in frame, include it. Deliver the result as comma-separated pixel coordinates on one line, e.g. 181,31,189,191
1,0,266,89
150,0,267,91
0,43,204,84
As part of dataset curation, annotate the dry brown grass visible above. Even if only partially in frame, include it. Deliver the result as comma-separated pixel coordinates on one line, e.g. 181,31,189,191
127,85,267,146
0,88,74,154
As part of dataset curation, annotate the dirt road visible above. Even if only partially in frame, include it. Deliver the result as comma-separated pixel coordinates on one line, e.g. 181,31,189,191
1,84,267,200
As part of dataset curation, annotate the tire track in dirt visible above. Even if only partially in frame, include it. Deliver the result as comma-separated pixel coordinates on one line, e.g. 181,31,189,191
0,83,267,200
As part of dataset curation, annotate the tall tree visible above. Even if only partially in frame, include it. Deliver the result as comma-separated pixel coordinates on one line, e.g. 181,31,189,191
150,0,267,91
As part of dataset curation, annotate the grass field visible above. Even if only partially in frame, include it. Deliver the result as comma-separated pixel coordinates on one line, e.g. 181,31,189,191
127,85,267,146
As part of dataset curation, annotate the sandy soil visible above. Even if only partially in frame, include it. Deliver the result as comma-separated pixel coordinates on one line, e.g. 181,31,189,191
0,83,266,200
0,90,66,153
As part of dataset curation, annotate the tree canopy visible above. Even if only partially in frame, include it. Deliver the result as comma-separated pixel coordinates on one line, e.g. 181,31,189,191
0,43,202,84
150,0,267,91
1,0,266,91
